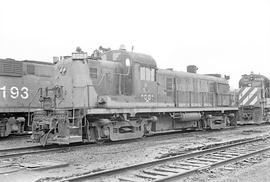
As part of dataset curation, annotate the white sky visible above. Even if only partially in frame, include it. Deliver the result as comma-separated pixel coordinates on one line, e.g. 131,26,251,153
0,0,270,89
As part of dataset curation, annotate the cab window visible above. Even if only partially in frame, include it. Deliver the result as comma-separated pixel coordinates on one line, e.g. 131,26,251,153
140,67,146,80
145,67,151,81
150,68,155,81
140,66,155,81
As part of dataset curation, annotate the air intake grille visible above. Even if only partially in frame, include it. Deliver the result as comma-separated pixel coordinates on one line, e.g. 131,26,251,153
0,59,23,76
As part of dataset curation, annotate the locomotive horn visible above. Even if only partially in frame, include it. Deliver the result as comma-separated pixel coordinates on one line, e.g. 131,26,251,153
99,46,111,53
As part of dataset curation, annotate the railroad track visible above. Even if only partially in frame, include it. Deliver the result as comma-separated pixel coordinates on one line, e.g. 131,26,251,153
0,141,98,159
0,124,265,160
0,129,211,160
0,125,268,167
61,136,270,182
0,145,72,159
0,137,144,159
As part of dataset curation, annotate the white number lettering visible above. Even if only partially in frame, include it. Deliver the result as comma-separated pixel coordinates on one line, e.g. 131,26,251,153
21,87,29,99
0,86,29,99
10,86,19,99
141,93,154,103
0,86,6,99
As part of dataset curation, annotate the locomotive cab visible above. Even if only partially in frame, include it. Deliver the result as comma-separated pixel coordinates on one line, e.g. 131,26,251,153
95,48,158,108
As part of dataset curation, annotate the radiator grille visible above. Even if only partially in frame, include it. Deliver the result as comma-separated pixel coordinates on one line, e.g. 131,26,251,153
0,59,23,76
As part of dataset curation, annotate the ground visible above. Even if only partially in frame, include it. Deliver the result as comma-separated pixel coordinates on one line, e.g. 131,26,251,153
1,125,270,182
218,159,270,182
184,152,270,182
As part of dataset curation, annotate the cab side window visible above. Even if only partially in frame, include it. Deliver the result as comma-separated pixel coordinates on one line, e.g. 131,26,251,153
150,68,155,81
140,67,146,80
140,66,155,81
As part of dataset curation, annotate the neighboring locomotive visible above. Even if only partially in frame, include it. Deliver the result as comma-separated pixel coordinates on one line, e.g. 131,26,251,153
0,58,53,137
238,72,270,123
31,46,238,145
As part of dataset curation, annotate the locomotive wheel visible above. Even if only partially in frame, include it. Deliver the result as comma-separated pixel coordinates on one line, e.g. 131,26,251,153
40,132,53,146
93,127,105,144
96,139,105,144
228,114,237,126
87,126,105,144
3,118,11,137
40,133,48,146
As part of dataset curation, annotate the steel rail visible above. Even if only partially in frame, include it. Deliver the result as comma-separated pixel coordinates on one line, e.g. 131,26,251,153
0,131,195,159
0,142,95,159
0,147,66,159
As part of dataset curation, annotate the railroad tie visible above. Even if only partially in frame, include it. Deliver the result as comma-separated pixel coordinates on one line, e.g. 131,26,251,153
175,162,202,167
154,167,180,173
166,164,191,170
135,173,158,180
222,167,235,171
185,159,212,165
195,157,219,163
226,150,246,155
207,154,231,159
218,152,240,156
118,177,142,182
142,169,171,176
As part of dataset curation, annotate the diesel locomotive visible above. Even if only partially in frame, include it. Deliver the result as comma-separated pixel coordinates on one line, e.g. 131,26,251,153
31,46,238,145
0,58,53,137
238,72,270,123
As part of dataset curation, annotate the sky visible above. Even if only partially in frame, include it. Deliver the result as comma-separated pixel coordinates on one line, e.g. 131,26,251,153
0,0,270,89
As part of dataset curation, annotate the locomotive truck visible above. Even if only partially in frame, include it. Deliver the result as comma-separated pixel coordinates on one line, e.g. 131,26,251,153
238,72,270,123
0,58,53,137
31,46,238,146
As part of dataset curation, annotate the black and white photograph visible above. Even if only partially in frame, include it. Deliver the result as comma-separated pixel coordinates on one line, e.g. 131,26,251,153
1,0,270,181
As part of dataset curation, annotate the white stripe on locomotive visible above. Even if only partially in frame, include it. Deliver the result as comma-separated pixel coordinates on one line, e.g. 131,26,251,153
239,87,250,100
239,87,258,106
249,96,258,106
241,96,249,105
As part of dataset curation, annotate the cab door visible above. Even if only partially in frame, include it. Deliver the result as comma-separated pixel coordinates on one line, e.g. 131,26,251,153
122,58,132,95
173,77,177,107
165,76,177,107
